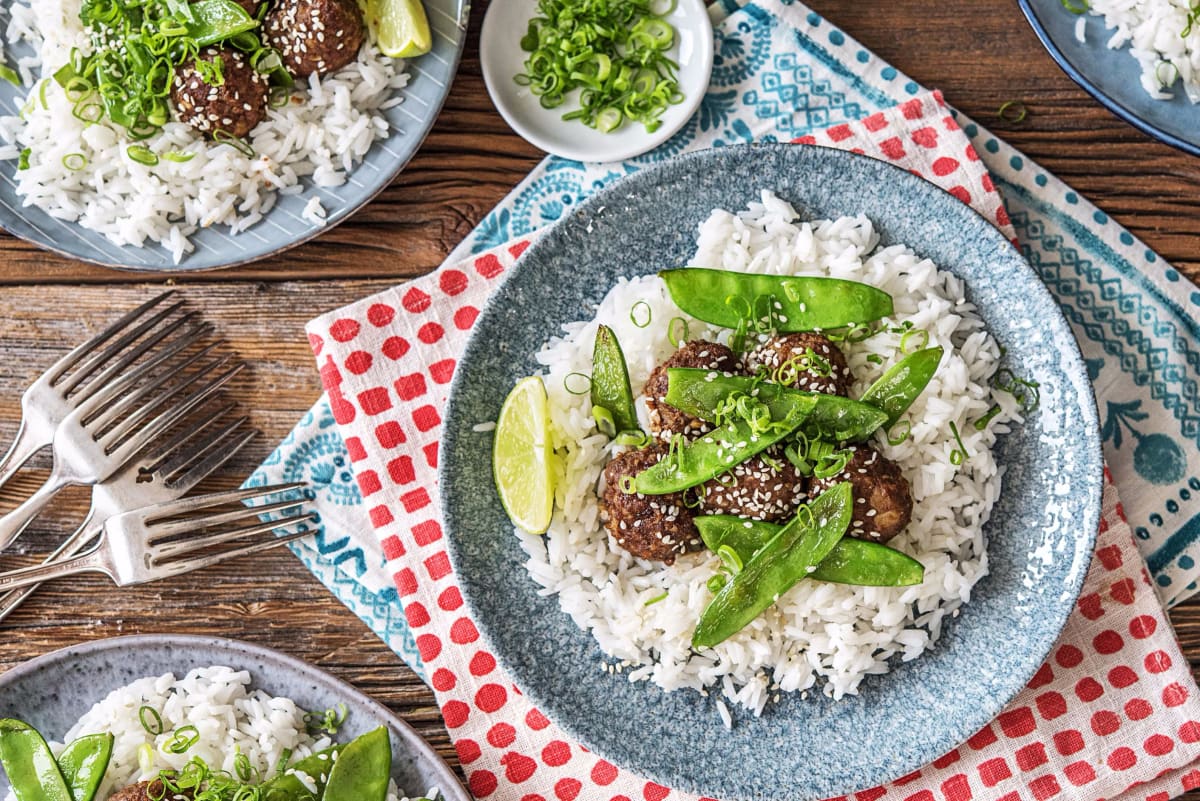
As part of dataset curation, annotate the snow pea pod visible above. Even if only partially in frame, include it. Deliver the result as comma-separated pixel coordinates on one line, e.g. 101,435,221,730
664,368,887,442
323,727,391,801
661,268,893,332
860,346,944,428
633,394,815,495
0,719,72,801
261,744,343,800
56,733,113,801
692,482,853,649
694,515,924,586
590,324,640,434
187,0,260,46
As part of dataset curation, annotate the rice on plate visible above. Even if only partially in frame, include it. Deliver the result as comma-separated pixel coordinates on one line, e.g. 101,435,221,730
0,0,407,263
0,666,431,801
1074,0,1200,103
516,190,1025,718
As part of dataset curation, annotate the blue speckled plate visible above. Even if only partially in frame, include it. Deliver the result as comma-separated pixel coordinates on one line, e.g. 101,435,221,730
0,634,469,801
440,144,1103,801
1019,0,1200,157
0,0,469,271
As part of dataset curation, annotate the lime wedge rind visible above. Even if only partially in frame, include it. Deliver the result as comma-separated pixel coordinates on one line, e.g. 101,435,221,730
493,376,557,534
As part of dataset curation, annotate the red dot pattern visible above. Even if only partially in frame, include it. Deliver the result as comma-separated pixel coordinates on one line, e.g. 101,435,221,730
303,90,1200,801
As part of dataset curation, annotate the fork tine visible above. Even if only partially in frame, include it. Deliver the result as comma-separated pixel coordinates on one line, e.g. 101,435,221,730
149,497,308,546
149,526,316,580
43,291,175,385
142,482,308,520
67,312,208,403
103,361,246,460
84,341,225,435
138,400,240,475
164,424,259,493
55,300,187,395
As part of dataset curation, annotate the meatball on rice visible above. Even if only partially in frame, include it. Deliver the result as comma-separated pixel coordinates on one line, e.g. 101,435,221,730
171,47,269,138
265,0,367,78
600,445,703,564
697,448,807,522
643,340,739,441
744,332,852,396
809,446,913,542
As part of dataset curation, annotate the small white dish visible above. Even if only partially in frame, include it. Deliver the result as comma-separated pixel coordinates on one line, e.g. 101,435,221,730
480,0,714,163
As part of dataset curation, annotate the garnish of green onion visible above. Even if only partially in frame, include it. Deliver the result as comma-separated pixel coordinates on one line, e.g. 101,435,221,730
514,0,685,134
163,151,197,163
707,574,727,593
127,145,159,166
592,405,617,437
630,300,653,328
615,430,651,447
1184,5,1199,37
887,419,911,446
564,371,592,395
165,724,200,754
1156,62,1179,87
974,404,1002,431
62,153,88,171
948,421,969,466
644,591,669,606
0,64,19,86
667,316,689,348
993,368,1041,413
17,148,30,170
717,544,743,575
899,328,930,354
139,705,164,735
995,100,1028,124
1060,0,1089,13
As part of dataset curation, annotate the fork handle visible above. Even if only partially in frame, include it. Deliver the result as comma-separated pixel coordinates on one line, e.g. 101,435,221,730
0,420,47,495
0,548,109,593
0,516,100,624
0,475,69,553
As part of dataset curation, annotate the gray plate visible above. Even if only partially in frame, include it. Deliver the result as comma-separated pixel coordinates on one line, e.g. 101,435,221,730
1019,0,1200,157
0,634,469,801
440,144,1103,801
0,0,469,272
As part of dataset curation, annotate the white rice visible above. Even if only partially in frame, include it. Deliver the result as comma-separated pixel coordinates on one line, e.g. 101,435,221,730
520,190,1020,714
1080,0,1200,102
0,0,408,263
1,666,414,801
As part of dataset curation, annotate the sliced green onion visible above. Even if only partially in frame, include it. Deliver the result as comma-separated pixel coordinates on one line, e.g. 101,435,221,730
630,300,652,328
618,475,637,495
564,372,592,395
812,448,852,479
866,353,884,365
667,317,689,348
644,591,668,606
303,702,348,735
139,705,165,735
706,574,727,593
615,430,651,447
993,368,1041,413
165,725,200,754
595,107,623,133
648,0,677,13
995,100,1028,123
949,421,969,466
887,420,912,446
62,153,88,171
1156,62,1179,87
899,328,930,354
1184,5,1199,36
127,145,159,166
1060,0,1089,13
717,544,743,575
592,405,617,438
974,404,1002,431
213,130,255,157
273,747,293,777
17,148,30,170
163,150,196,163
0,64,19,86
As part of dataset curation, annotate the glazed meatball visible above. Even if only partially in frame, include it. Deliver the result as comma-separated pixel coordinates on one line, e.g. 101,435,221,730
171,47,269,138
265,0,366,79
643,340,739,441
744,333,852,396
109,781,192,801
697,449,807,522
809,446,912,542
600,445,703,564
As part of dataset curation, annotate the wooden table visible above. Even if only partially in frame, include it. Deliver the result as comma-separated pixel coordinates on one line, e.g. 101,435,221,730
0,0,1198,796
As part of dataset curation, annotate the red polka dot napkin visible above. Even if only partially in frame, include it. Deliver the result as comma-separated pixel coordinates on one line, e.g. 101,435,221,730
304,93,1200,801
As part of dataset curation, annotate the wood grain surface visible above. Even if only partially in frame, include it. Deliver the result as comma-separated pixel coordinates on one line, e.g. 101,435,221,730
0,0,1198,797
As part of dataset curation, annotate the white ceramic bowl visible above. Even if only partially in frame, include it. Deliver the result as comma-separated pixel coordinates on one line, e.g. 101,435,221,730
480,0,714,162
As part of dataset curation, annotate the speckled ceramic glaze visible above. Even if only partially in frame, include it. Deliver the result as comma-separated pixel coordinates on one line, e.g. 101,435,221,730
1019,0,1200,158
440,144,1103,801
0,1,468,272
0,634,469,801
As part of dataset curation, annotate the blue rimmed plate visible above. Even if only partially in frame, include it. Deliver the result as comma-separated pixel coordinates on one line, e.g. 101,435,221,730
0,634,470,801
440,144,1103,801
1019,0,1200,157
0,0,469,271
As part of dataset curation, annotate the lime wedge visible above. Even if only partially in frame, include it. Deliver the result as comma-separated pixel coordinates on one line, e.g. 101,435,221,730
493,377,557,534
364,0,432,58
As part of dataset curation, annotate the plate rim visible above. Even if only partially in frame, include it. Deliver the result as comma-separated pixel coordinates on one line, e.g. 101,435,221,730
478,0,714,163
1017,0,1200,158
0,2,471,273
439,142,1103,800
0,632,471,801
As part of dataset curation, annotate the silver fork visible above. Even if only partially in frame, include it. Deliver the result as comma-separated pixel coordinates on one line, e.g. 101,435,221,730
0,484,316,592
0,400,258,622
0,347,246,552
0,291,184,491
